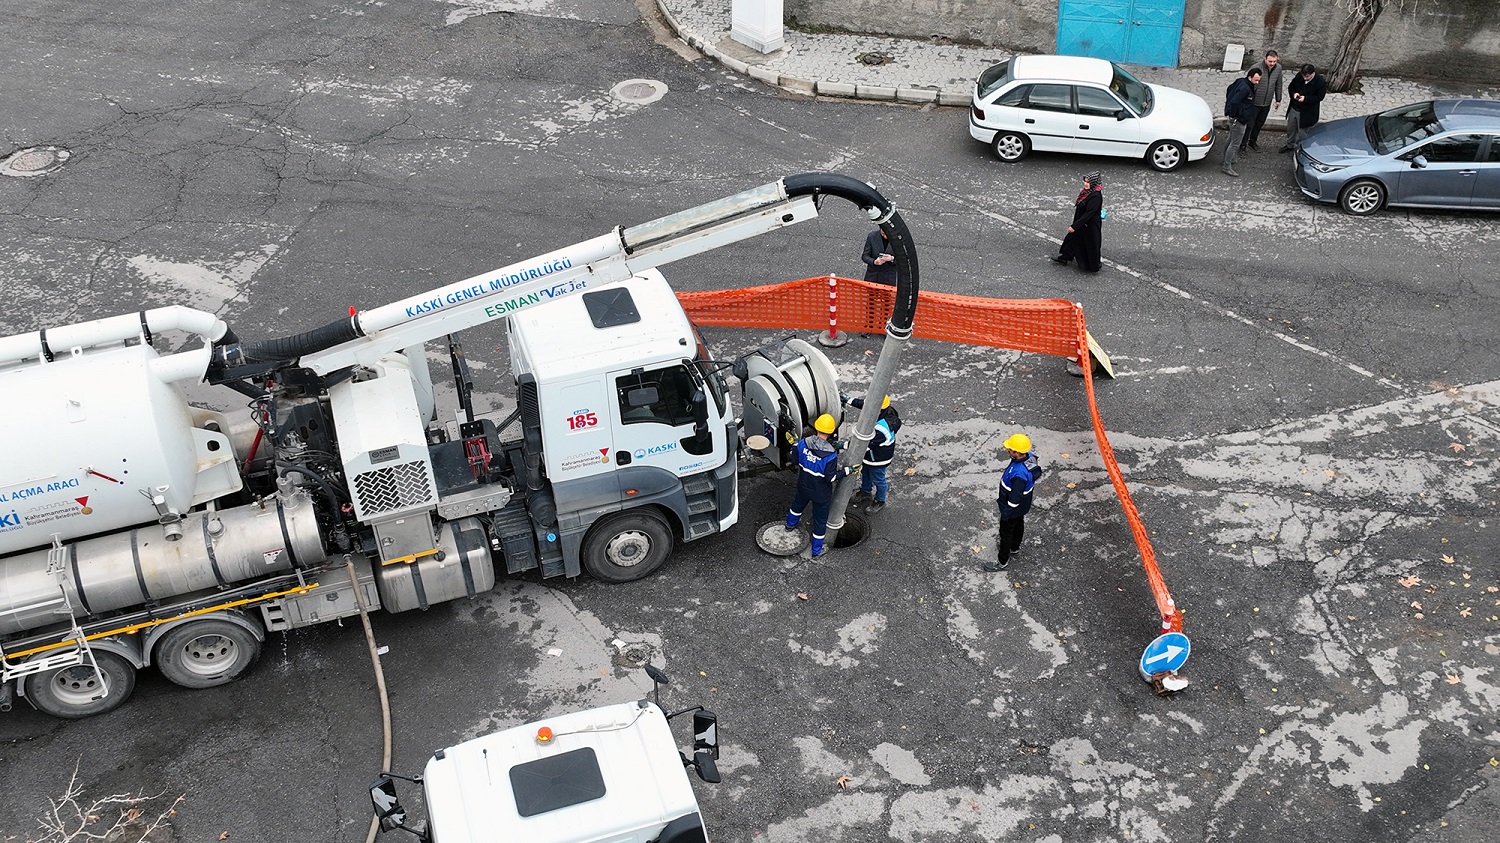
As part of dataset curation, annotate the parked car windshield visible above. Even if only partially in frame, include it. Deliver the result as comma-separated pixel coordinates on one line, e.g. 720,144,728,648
978,60,1012,98
1366,101,1443,154
1109,64,1151,115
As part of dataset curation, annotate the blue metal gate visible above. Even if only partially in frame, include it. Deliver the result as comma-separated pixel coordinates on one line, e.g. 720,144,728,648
1057,0,1185,68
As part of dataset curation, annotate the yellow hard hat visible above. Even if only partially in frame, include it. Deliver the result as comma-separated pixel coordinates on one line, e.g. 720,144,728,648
881,395,891,409
1003,433,1031,453
814,414,837,434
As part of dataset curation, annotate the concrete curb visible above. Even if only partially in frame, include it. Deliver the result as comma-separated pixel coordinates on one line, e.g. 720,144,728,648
655,0,969,106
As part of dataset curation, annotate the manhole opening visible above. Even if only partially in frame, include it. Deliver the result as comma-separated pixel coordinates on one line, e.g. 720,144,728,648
857,52,894,66
832,513,870,549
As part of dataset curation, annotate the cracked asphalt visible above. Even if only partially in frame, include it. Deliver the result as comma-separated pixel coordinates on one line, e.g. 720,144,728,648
1,1,1498,841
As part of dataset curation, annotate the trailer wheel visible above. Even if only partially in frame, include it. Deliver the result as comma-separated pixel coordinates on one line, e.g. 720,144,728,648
155,618,264,689
26,651,137,719
583,512,673,583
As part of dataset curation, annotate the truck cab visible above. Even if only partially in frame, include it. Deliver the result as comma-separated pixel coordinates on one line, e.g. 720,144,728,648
373,696,719,843
508,270,739,583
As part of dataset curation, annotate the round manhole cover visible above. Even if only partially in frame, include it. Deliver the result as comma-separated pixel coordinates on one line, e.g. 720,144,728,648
611,78,668,105
756,521,809,557
1,146,69,178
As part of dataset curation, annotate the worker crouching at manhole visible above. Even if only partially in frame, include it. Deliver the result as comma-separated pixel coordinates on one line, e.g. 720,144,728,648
785,414,857,558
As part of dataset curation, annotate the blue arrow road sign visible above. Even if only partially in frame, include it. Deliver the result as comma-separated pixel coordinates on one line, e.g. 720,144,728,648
1138,632,1191,681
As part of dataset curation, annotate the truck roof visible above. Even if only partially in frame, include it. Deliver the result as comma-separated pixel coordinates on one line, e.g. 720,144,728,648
423,700,702,842
508,269,697,382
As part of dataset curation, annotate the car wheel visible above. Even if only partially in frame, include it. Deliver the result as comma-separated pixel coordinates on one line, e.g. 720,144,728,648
1338,179,1386,215
1146,140,1187,172
991,132,1030,163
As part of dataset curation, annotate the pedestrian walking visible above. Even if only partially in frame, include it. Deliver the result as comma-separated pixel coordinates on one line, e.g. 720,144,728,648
849,395,901,513
785,413,855,558
861,228,898,286
1222,67,1262,177
1242,50,1283,152
1280,64,1327,153
1051,171,1104,273
985,433,1042,573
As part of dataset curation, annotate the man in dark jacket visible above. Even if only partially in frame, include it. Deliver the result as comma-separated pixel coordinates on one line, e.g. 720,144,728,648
1222,67,1262,177
1280,64,1328,153
785,414,855,558
850,395,901,513
861,228,897,286
985,433,1042,572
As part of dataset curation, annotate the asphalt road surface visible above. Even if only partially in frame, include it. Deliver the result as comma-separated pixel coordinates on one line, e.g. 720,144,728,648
2,1,1497,842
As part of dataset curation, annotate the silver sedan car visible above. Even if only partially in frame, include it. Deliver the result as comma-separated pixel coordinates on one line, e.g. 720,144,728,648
1294,99,1500,215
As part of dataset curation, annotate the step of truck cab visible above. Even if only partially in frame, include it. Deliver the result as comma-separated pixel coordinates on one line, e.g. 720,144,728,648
686,513,718,540
681,475,715,496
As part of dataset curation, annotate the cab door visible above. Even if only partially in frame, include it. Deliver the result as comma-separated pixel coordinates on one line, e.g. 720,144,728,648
610,362,721,476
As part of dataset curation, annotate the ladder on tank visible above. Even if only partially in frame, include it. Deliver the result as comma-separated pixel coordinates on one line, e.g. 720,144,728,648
0,539,108,701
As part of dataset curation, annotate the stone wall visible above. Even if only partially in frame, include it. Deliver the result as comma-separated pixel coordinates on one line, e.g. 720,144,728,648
784,0,1500,82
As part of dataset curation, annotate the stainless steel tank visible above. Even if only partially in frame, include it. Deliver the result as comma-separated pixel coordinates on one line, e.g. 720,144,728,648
0,493,326,636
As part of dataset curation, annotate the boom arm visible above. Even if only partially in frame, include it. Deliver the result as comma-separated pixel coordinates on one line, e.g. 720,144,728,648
212,173,920,378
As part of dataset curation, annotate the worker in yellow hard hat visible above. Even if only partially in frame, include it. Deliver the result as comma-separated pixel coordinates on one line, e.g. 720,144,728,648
785,413,855,558
986,432,1043,572
849,395,901,514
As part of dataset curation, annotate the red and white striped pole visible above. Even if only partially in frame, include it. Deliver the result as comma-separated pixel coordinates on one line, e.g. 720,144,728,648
816,274,848,347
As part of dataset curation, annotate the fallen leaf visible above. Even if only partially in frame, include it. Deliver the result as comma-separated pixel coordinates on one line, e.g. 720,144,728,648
1442,554,1456,564
1415,612,1425,619
1399,575,1421,588
902,467,917,475
1446,674,1461,684
836,775,854,790
1066,482,1078,489
1061,453,1071,459
1448,442,1466,452
1464,459,1474,466
1411,601,1423,609
1460,607,1473,618
220,834,231,841
1325,469,1336,478
970,545,983,553
797,592,808,600
1487,586,1498,593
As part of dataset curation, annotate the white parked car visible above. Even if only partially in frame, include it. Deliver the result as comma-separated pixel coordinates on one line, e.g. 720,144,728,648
969,55,1216,172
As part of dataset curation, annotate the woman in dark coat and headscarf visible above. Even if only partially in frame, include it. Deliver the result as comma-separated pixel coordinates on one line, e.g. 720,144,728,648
1052,171,1103,273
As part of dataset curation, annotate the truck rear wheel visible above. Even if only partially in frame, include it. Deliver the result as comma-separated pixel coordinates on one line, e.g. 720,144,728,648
155,618,264,689
26,651,137,719
583,512,673,583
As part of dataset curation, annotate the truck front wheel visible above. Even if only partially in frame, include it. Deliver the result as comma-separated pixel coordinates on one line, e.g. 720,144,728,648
583,512,673,583
26,651,137,719
155,618,264,689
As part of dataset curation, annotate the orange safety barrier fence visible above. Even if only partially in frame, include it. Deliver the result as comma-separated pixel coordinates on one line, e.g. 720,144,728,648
678,276,1183,636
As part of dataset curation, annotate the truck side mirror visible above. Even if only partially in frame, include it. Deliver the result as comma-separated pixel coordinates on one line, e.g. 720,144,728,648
690,390,710,444
692,747,722,784
692,710,719,758
369,775,408,832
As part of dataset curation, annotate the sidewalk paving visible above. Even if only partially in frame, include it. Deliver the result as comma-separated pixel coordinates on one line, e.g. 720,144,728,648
656,0,1497,128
